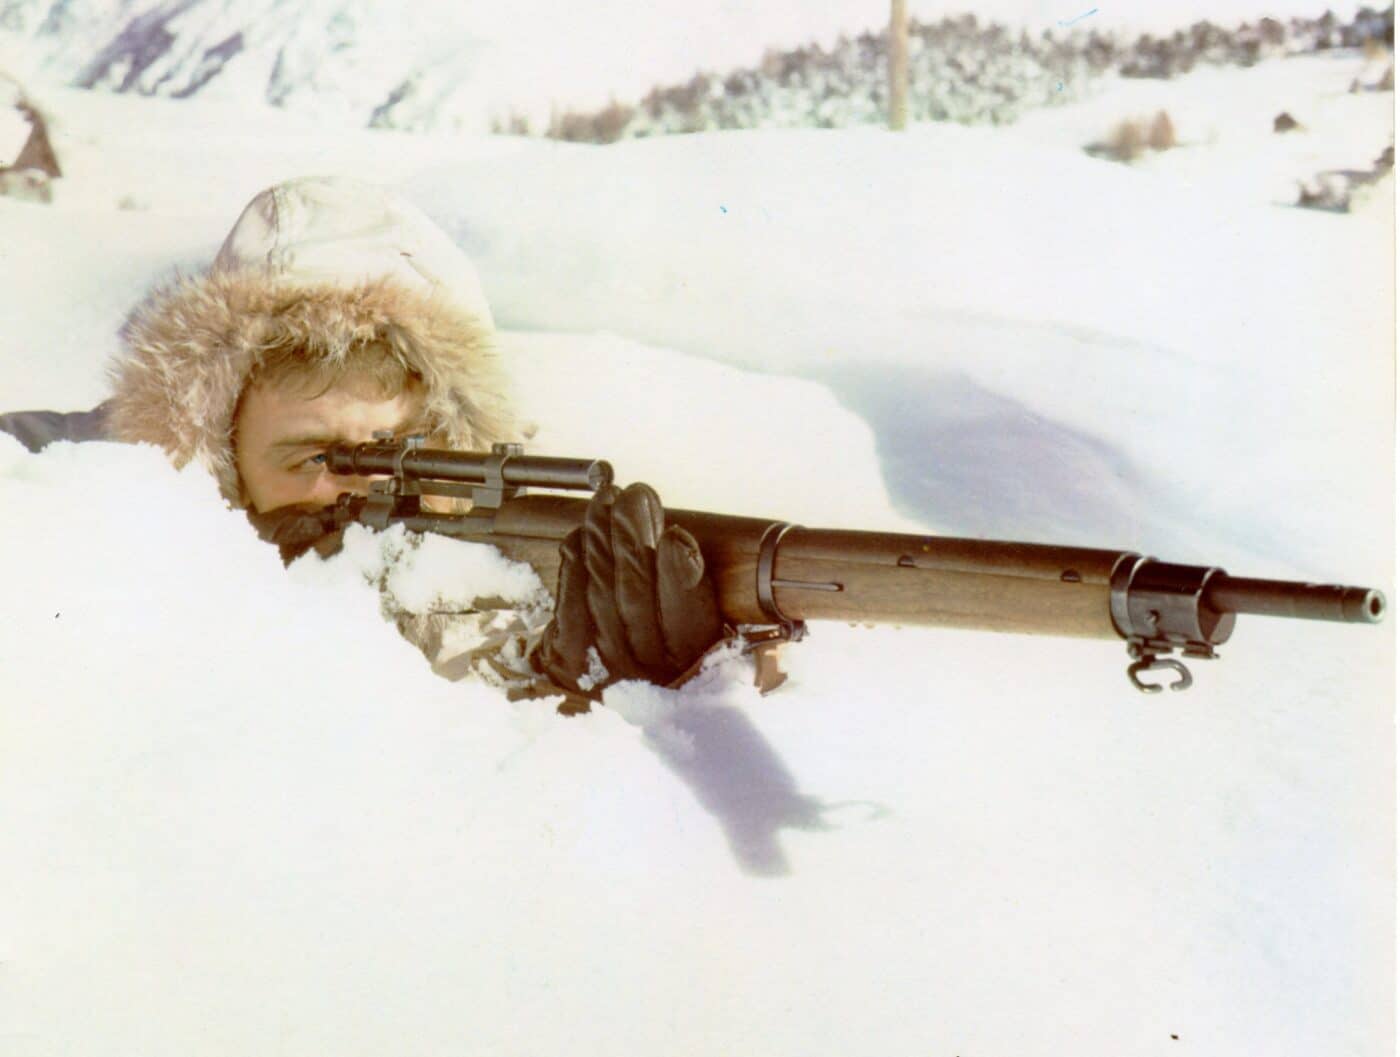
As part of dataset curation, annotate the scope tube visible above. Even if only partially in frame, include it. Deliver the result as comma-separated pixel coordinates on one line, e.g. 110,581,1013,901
326,443,613,492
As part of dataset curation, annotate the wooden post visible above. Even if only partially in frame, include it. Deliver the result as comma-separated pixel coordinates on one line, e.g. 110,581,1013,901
889,0,909,130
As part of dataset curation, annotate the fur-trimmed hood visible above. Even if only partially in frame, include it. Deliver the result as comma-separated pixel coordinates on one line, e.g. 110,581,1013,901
105,177,515,506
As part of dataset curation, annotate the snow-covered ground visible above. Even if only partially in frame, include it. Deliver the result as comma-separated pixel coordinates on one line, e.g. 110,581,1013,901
0,30,1394,1057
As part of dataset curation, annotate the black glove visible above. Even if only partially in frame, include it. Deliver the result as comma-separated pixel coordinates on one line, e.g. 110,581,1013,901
246,501,356,564
536,483,724,695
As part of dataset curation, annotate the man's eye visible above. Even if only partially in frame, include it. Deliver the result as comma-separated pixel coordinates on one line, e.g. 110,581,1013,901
290,452,328,471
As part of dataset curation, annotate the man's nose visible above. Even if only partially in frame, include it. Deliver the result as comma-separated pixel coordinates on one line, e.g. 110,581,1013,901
335,473,374,494
314,472,373,506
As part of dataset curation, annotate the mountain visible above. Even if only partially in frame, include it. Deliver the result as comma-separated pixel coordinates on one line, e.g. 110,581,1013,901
1,0,497,129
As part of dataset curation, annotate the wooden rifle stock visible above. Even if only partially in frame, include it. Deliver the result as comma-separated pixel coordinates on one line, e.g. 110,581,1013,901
447,495,1124,636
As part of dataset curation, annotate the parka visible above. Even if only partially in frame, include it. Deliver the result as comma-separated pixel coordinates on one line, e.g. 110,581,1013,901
2,176,557,696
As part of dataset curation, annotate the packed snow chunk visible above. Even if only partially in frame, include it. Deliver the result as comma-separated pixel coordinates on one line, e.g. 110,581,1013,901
290,521,550,615
573,644,611,694
281,519,559,696
384,528,550,613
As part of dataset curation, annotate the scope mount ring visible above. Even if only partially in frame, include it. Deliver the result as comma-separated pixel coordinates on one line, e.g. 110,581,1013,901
471,442,526,510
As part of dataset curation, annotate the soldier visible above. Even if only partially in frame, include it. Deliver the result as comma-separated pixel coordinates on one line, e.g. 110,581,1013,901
0,176,725,702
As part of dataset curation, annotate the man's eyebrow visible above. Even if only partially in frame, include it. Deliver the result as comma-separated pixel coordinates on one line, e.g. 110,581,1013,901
267,434,342,451
266,415,426,453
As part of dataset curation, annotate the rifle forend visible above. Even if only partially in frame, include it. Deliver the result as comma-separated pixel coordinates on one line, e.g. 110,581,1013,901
325,438,1386,694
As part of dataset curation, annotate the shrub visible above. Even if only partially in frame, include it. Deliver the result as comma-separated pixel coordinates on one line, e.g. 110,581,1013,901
548,100,636,144
490,111,532,136
1362,37,1392,62
1087,110,1178,162
0,70,61,179
1105,118,1146,161
1146,109,1177,150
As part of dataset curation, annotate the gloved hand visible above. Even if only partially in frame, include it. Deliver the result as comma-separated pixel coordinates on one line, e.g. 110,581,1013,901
246,501,355,564
535,482,725,696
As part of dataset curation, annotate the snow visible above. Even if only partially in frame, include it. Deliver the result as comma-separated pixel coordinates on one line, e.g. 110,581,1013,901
308,522,551,616
0,23,1394,1057
1014,52,1398,204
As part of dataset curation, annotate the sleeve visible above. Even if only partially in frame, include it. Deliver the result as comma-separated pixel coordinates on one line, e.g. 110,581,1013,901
394,606,562,701
0,401,114,452
380,553,783,708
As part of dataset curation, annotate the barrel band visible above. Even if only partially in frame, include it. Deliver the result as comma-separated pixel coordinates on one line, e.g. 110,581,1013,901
756,521,800,626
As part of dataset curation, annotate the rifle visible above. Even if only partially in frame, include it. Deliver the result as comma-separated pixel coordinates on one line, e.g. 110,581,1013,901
323,437,1386,694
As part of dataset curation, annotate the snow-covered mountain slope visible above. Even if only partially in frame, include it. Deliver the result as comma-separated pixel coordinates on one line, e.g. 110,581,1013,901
0,36,1392,1057
0,0,1377,132
1,0,497,127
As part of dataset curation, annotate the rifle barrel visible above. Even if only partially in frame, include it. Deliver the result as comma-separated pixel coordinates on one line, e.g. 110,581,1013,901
1206,577,1385,623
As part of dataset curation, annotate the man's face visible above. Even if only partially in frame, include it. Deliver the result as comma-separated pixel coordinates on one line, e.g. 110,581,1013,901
233,375,425,513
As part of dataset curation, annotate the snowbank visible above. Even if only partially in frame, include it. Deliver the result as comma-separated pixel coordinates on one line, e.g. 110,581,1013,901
0,432,1390,1056
409,54,1393,576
